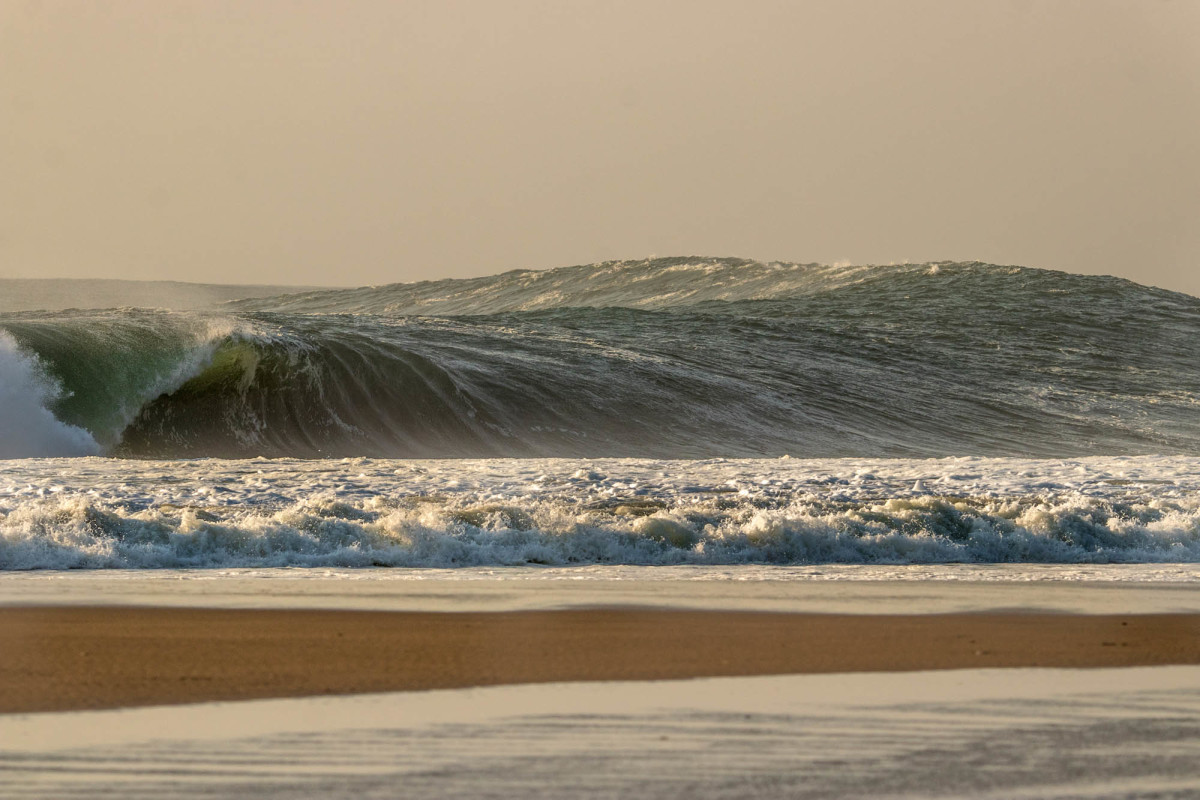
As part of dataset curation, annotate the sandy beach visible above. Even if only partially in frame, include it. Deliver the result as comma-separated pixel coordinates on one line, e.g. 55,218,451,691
3,606,1199,713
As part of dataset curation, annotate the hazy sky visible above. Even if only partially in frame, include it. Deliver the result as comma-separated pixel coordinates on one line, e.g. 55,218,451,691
3,0,1199,294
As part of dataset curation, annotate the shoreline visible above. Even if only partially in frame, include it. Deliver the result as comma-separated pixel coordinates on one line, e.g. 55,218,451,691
3,606,1199,713
3,567,1199,615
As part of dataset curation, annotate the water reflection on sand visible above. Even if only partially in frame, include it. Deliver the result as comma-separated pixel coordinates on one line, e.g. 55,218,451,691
3,667,1200,799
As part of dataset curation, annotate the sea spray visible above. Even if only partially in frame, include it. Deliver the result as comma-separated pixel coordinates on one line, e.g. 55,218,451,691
0,332,99,458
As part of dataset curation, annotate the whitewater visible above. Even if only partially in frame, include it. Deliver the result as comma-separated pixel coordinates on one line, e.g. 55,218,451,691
3,454,1200,570
1,257,1198,570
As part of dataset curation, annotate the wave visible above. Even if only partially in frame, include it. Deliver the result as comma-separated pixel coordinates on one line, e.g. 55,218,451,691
223,256,875,315
0,312,237,457
2,259,1199,459
3,479,1198,569
223,257,1191,317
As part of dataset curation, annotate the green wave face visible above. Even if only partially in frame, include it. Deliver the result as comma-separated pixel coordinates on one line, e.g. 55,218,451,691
0,311,232,450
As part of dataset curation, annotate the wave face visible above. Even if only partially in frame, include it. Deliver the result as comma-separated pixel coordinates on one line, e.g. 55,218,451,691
2,259,1199,459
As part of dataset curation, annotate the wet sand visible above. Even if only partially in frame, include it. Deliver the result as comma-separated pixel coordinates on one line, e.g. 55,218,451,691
2,607,1199,713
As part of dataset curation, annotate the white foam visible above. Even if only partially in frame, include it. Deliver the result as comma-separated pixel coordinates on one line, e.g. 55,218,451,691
0,332,99,458
2,455,1199,570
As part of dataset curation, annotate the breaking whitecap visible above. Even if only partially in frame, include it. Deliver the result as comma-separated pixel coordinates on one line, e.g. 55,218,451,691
2,456,1199,570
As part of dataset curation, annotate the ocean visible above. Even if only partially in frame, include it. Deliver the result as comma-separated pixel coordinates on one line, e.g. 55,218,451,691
2,257,1199,572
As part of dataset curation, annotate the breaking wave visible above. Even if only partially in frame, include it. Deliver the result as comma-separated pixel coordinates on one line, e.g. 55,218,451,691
3,478,1198,569
2,259,1199,459
0,332,99,457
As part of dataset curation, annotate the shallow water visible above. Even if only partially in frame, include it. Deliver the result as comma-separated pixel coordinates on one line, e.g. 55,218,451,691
4,668,1199,799
4,564,1200,615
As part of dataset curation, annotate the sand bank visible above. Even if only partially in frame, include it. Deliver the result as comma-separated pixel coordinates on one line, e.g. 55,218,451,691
2,606,1199,712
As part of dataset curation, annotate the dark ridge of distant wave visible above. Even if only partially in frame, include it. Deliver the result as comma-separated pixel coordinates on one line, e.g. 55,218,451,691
0,279,331,313
1,259,1199,459
223,257,1194,317
225,256,879,315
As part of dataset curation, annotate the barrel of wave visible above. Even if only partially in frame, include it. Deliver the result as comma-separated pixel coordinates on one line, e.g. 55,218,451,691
0,331,100,458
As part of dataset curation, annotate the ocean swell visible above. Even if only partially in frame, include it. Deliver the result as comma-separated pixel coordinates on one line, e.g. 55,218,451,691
1,259,1198,460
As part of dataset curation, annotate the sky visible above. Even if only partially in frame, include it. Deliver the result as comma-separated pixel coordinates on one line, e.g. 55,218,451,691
2,0,1199,295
